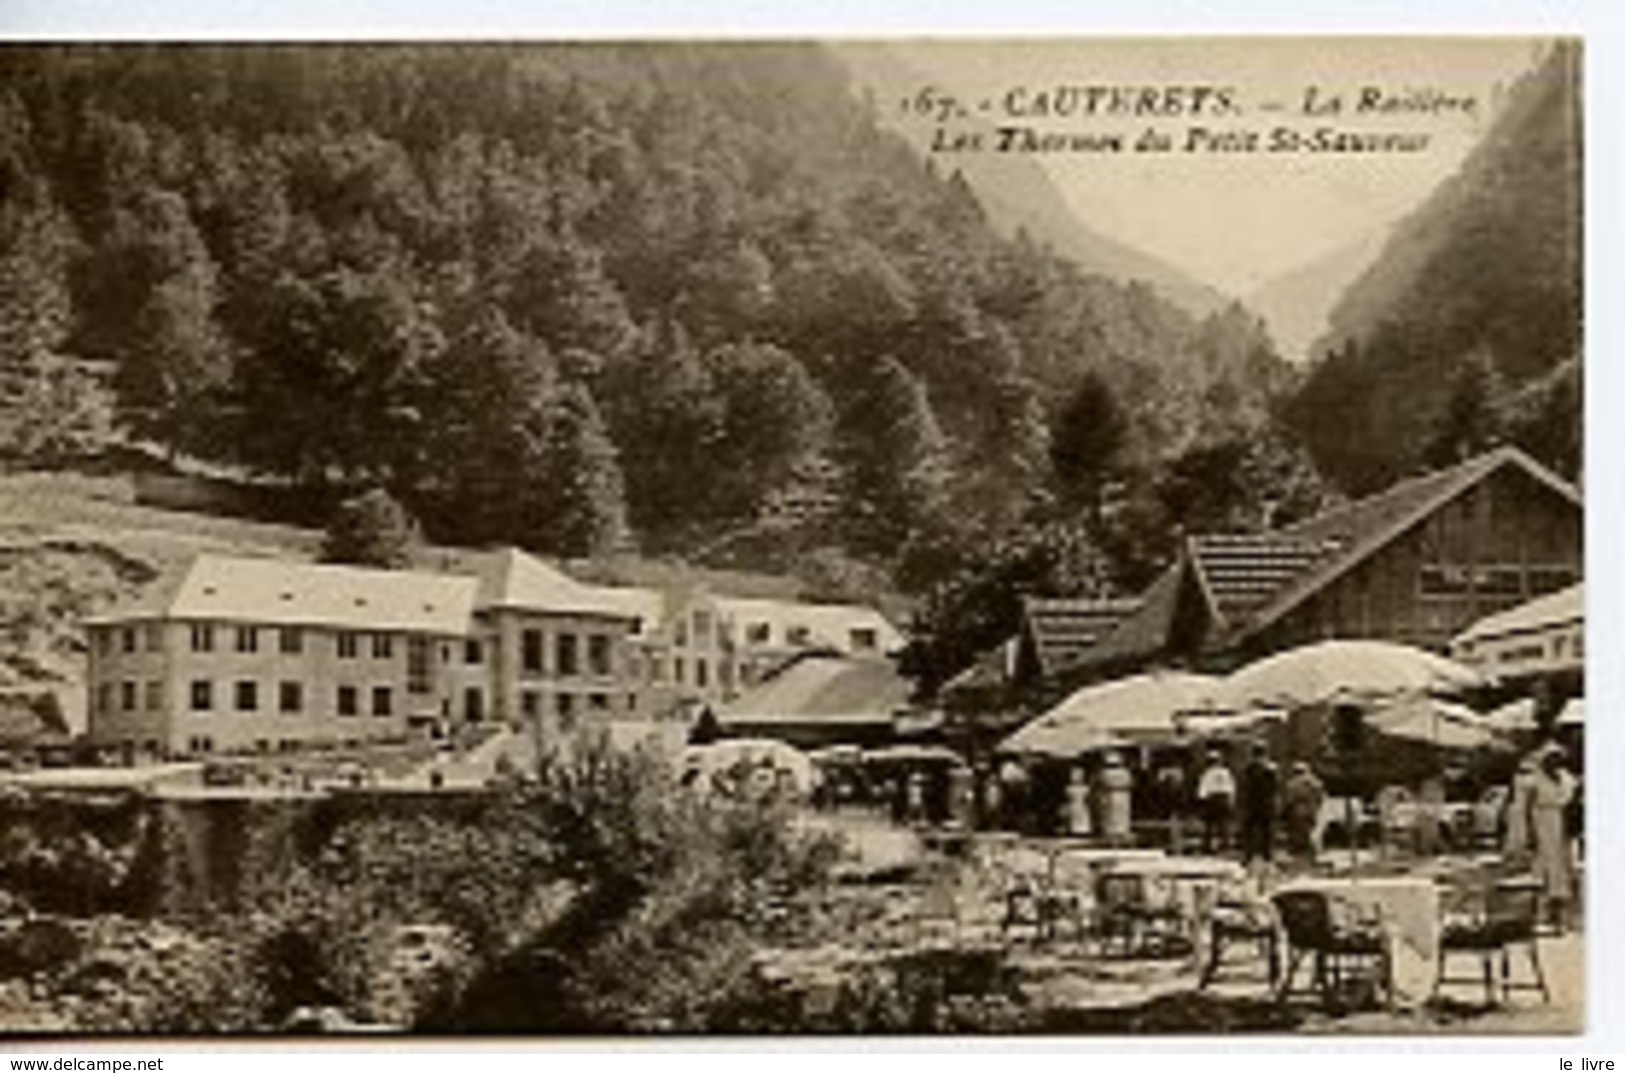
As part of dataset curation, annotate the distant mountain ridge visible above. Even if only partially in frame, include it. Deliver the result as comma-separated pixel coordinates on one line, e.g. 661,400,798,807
1283,42,1581,492
1245,229,1389,363
836,44,1230,317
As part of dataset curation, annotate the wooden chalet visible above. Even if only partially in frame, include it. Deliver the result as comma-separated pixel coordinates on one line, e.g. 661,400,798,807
1048,445,1582,682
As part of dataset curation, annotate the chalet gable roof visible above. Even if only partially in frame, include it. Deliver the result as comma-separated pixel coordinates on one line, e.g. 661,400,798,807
1066,446,1580,673
1233,446,1580,644
1020,596,1143,676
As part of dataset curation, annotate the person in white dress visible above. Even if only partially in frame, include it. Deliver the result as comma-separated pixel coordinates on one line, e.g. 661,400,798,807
1529,745,1577,932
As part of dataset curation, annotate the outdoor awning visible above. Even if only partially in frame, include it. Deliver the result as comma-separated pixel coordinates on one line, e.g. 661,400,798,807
1367,695,1504,750
1451,583,1583,678
1220,639,1483,711
1557,697,1584,727
1001,670,1230,758
1484,696,1539,732
861,743,964,766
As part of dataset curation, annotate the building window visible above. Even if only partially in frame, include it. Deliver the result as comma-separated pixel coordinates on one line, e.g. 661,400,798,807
674,657,685,685
557,692,576,730
521,691,540,718
465,688,485,722
121,680,137,712
98,683,113,717
850,627,879,652
695,659,709,690
587,634,611,676
235,680,258,712
191,624,214,653
692,611,713,645
144,680,162,712
372,633,393,659
746,622,771,645
627,691,639,711
372,686,393,717
279,681,303,714
407,636,432,695
144,624,164,652
464,639,483,665
649,658,665,683
1474,566,1525,598
1529,566,1579,595
122,628,138,654
787,625,811,646
337,633,359,659
673,618,688,647
236,626,258,654
1418,565,1472,598
588,692,610,712
337,685,358,717
522,629,544,674
279,627,303,655
556,633,579,677
96,630,112,656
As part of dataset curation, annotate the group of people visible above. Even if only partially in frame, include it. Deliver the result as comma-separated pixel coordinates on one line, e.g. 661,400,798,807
1191,743,1327,863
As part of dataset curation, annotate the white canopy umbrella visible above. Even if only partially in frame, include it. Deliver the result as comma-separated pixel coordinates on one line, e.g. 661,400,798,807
1220,639,1484,712
1484,697,1539,732
1367,694,1503,750
1002,670,1229,757
1557,697,1585,728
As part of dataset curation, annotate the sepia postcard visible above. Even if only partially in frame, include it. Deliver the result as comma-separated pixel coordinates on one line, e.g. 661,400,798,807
0,36,1583,1037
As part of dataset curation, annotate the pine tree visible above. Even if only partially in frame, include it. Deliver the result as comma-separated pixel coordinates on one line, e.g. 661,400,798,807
837,354,950,559
539,382,629,558
1424,349,1508,468
1049,371,1127,525
322,487,420,569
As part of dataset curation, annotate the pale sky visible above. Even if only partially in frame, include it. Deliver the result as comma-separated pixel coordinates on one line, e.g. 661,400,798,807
849,38,1550,295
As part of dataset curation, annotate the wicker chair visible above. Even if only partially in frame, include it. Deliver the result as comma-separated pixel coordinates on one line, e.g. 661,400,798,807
1199,897,1279,991
1093,870,1185,958
1271,889,1390,1009
1436,877,1550,1005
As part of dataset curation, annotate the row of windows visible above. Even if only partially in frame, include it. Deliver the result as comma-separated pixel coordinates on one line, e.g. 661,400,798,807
517,689,623,726
183,624,407,659
1417,563,1579,600
103,680,165,714
98,678,401,718
187,680,398,717
737,622,878,651
519,630,614,677
107,617,884,665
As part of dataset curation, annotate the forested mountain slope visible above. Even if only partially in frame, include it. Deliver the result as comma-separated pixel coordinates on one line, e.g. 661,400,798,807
0,43,1292,596
1285,44,1581,493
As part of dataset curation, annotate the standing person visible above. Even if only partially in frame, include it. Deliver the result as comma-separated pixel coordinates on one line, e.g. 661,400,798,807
1156,756,1190,854
1282,761,1326,862
1416,767,1447,857
1529,745,1577,932
1238,741,1280,865
1504,756,1538,864
1065,764,1093,838
999,758,1029,833
1099,751,1134,846
1197,748,1237,854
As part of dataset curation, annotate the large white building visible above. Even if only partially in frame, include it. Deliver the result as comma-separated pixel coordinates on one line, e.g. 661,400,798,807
84,548,903,760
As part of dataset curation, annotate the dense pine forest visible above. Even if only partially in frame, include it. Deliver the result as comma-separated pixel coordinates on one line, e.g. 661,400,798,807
0,45,1298,599
0,43,1583,692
